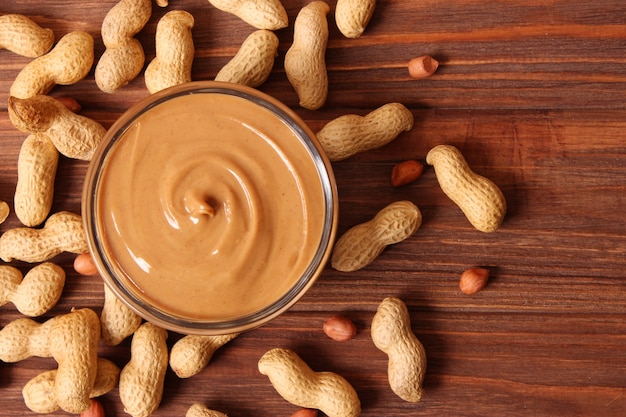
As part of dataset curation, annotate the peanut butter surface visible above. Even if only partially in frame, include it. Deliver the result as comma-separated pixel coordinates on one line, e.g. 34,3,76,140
97,92,327,321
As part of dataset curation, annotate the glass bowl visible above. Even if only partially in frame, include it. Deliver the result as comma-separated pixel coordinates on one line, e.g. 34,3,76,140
82,81,338,335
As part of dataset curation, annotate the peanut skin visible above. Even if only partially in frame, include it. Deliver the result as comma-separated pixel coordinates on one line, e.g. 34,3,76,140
8,95,106,161
54,96,82,113
14,133,59,227
408,55,439,79
0,211,88,263
119,322,169,417
207,0,288,30
331,200,421,272
0,262,65,317
391,160,424,187
95,0,152,93
145,10,195,94
323,315,357,342
10,31,94,99
371,297,426,403
215,29,279,87
74,252,99,276
426,144,506,232
0,14,54,57
258,347,361,417
459,267,490,294
0,308,101,413
284,1,330,110
22,358,120,414
170,333,239,378
335,0,376,38
316,103,414,161
100,284,143,346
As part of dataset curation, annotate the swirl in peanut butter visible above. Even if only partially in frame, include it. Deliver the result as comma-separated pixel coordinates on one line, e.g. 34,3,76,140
97,93,326,320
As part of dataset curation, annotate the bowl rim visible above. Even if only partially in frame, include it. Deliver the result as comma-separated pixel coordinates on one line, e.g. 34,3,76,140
82,81,338,335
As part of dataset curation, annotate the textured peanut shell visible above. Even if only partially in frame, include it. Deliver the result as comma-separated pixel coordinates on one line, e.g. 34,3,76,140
371,297,426,403
10,31,94,98
186,403,229,417
0,200,9,224
119,322,169,417
316,103,414,161
284,1,330,110
0,14,54,57
15,133,59,227
8,95,106,161
95,0,152,93
208,0,288,30
22,357,120,413
170,333,239,378
335,0,376,38
0,309,100,413
0,262,65,317
100,284,143,346
49,308,101,413
258,348,361,417
426,144,506,232
215,29,279,87
0,266,22,308
0,317,51,362
331,200,421,272
0,211,88,263
145,10,195,93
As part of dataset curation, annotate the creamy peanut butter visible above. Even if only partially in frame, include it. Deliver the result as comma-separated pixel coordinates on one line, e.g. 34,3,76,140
96,91,329,321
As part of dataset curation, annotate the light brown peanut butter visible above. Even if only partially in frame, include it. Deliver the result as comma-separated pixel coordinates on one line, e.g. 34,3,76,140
97,92,326,321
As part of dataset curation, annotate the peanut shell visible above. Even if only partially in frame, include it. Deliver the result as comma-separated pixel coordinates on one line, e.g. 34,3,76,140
119,322,169,417
316,103,414,161
95,0,152,93
10,31,94,99
258,347,361,417
100,284,143,346
284,1,330,110
335,0,376,38
371,297,426,402
0,14,54,57
144,10,195,94
8,95,106,161
426,144,506,232
215,29,279,87
170,333,239,378
331,200,421,272
0,211,88,263
15,133,59,227
208,0,288,30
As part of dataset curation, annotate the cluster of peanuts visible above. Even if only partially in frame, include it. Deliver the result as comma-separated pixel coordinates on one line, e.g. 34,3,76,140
0,1,508,416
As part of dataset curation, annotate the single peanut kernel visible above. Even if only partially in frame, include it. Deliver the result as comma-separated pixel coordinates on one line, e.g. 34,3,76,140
74,253,99,276
391,160,424,186
408,55,439,79
80,399,105,417
290,409,319,417
54,97,82,113
459,267,490,294
323,314,357,342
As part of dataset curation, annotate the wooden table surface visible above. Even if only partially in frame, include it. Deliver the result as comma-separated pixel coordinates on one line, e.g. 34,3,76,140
2,1,626,416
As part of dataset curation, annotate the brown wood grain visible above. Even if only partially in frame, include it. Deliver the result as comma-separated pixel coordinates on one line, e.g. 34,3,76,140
1,1,626,416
